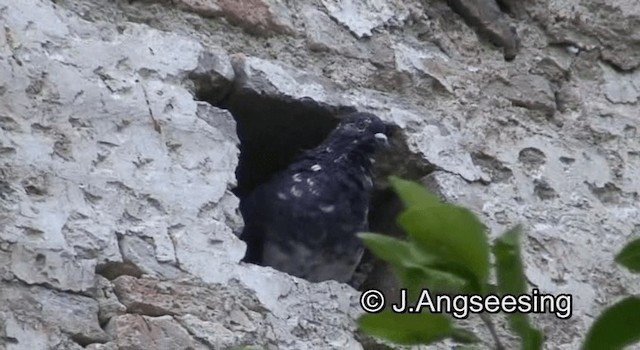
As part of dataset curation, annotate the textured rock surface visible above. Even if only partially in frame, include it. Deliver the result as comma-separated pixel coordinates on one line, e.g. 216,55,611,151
1,0,640,349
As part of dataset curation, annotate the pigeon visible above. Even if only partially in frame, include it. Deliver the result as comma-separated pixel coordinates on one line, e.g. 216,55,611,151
240,112,391,283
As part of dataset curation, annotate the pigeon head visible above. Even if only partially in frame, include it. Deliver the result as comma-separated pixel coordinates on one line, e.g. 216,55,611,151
326,112,391,154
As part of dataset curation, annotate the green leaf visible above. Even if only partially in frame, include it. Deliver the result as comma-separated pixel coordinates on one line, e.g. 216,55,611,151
493,226,526,294
510,314,544,350
583,297,640,350
615,238,640,273
493,225,544,350
389,176,441,209
398,205,490,293
398,266,469,297
358,232,437,268
358,309,454,345
358,233,468,294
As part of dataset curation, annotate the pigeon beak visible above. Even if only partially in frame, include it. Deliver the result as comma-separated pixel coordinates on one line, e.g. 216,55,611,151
374,132,389,148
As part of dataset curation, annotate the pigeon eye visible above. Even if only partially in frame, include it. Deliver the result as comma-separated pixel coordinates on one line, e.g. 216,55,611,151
355,120,367,130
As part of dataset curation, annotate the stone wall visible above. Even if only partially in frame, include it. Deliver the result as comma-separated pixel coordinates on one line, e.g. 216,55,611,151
1,0,639,349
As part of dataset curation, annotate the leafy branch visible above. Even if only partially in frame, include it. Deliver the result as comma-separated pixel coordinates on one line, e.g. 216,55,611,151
357,176,640,350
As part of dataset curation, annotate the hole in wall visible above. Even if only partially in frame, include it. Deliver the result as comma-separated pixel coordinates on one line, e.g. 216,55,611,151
220,89,356,198
192,78,434,290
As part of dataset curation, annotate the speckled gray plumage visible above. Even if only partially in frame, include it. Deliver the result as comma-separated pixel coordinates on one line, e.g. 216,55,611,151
240,112,391,283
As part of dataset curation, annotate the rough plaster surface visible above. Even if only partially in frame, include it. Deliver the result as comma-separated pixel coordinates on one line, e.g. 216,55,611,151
1,0,639,349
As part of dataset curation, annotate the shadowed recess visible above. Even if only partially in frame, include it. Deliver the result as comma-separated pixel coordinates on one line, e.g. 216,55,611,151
221,89,355,198
192,81,434,290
